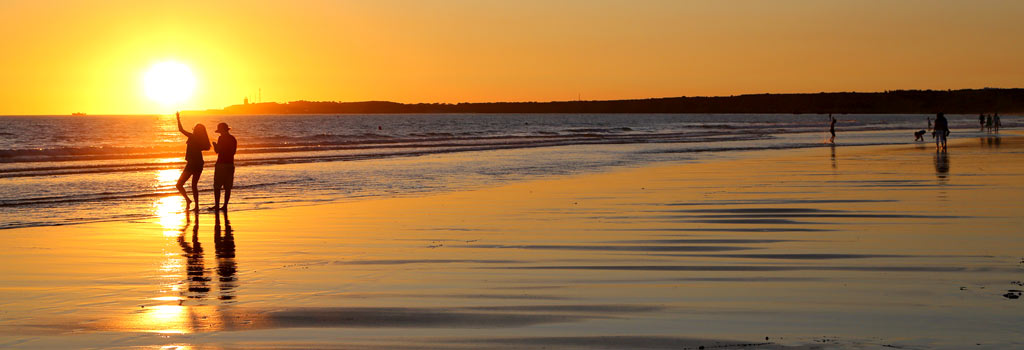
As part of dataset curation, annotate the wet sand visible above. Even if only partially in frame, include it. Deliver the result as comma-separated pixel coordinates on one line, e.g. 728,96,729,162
2,133,1023,349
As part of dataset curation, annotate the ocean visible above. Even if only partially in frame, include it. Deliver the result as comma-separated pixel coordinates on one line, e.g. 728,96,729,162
0,113,1014,229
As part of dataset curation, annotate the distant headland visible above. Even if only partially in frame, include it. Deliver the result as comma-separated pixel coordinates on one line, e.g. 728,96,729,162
185,88,1024,115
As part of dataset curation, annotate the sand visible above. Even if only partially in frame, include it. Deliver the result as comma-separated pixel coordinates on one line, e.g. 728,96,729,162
1,133,1023,349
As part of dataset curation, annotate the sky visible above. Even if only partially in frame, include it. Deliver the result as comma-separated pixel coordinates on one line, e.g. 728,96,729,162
0,0,1022,115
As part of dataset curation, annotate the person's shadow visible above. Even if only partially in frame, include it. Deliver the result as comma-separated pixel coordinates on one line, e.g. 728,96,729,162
178,211,211,300
214,210,237,301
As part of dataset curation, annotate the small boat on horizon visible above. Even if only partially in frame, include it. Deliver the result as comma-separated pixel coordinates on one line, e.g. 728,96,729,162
71,112,86,116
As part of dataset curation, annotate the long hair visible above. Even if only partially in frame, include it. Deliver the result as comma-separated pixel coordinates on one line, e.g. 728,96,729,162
190,124,212,151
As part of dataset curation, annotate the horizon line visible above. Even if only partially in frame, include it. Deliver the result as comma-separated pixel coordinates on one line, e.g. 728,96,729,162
4,87,1021,116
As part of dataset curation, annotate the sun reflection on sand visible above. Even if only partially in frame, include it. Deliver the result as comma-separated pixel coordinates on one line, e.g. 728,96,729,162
154,196,186,232
154,168,187,231
126,304,229,334
159,345,193,350
136,305,188,334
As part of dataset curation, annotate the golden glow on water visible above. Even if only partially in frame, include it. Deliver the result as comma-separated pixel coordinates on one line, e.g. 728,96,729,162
156,157,184,164
156,169,181,183
153,196,185,231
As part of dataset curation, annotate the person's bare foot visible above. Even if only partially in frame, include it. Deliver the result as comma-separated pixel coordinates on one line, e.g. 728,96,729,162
219,205,228,212
207,205,219,212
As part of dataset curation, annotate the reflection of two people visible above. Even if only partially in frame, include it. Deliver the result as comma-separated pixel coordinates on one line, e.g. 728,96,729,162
177,210,236,302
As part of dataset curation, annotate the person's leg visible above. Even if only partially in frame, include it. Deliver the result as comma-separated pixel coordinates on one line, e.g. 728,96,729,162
191,171,201,211
213,174,222,210
176,169,193,205
222,166,233,210
223,187,231,210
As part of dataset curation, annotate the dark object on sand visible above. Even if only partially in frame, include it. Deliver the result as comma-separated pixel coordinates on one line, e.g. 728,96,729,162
914,130,927,141
1003,290,1022,299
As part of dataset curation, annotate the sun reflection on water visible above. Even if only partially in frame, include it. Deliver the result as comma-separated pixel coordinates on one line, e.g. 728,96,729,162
155,168,181,183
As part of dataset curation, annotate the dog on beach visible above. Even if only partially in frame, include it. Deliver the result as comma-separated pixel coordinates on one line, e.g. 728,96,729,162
914,130,927,141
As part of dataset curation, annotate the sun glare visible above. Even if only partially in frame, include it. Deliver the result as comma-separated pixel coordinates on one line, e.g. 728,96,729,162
144,61,196,106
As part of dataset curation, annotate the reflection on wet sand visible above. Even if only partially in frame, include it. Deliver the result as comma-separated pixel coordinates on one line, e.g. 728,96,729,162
829,143,837,170
982,135,1001,148
934,150,950,189
128,209,239,334
214,211,237,301
178,211,210,299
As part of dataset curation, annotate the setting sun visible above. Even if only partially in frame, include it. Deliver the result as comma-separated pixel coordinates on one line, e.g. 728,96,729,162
144,61,196,107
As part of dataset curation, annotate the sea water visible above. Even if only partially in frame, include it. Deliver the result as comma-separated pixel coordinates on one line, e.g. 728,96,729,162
0,113,1014,229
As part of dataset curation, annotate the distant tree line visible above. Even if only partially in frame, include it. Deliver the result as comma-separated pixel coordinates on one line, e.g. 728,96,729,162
191,88,1024,115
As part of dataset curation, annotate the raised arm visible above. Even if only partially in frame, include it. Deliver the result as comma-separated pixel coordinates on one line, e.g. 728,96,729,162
176,112,192,138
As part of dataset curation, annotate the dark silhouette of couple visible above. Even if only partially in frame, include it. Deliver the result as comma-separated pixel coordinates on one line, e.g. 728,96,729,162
175,112,237,211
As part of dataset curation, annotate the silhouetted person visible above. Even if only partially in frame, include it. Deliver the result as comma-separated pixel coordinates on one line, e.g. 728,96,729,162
214,210,237,301
994,113,1001,130
986,114,993,130
979,113,985,130
933,113,950,152
175,112,211,210
927,117,931,130
828,114,836,144
211,122,237,211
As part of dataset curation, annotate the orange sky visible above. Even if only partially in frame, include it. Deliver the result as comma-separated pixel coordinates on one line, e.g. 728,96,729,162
1,0,1022,115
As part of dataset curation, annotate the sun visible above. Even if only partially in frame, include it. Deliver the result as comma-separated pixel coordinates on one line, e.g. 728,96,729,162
144,61,196,106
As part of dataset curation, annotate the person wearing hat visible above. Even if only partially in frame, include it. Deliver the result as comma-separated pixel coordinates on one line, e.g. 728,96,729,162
211,122,237,211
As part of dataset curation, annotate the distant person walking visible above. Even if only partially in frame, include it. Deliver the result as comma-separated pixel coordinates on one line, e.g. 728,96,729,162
175,112,211,210
927,117,932,130
933,112,950,152
994,113,1001,130
211,122,237,211
979,113,985,130
828,114,837,144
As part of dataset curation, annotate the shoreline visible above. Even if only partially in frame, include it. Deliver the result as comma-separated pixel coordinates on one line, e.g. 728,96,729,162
4,128,1018,231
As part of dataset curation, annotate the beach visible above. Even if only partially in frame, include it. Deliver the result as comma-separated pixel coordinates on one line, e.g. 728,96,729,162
1,130,1022,349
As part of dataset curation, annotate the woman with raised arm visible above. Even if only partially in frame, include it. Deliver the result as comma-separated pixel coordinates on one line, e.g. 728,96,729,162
175,112,211,210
